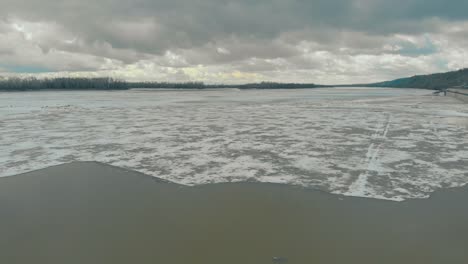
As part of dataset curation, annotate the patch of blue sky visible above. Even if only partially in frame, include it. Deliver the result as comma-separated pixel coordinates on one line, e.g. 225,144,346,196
397,35,439,56
433,58,449,70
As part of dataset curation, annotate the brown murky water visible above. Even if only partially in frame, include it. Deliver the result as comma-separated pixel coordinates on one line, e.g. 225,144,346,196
1,162,468,264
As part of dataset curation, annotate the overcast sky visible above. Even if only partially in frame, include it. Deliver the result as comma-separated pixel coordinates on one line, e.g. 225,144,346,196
1,0,467,84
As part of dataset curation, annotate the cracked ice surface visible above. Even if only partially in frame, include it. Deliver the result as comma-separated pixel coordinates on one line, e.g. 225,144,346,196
1,88,467,201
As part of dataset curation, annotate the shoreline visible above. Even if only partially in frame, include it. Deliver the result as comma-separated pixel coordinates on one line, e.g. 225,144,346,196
4,161,466,203
1,161,468,264
447,88,468,103
0,86,438,92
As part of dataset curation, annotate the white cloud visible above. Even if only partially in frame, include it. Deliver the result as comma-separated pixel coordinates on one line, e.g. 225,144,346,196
0,0,467,83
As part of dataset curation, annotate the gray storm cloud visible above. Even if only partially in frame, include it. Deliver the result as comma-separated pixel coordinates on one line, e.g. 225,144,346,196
0,0,467,83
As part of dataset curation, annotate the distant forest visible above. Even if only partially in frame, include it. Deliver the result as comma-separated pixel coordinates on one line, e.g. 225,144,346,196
0,77,128,91
1,68,467,91
0,77,324,91
129,81,324,89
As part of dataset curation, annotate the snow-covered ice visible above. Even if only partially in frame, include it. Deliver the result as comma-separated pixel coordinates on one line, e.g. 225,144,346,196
1,88,467,201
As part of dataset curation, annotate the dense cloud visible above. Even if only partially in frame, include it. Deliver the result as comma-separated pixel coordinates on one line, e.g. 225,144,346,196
0,0,467,83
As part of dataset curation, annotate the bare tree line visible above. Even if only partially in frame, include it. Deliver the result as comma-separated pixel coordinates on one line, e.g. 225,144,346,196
129,81,324,89
0,77,325,91
0,77,128,91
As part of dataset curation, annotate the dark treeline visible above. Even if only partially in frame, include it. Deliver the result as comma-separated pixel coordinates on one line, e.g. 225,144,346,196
0,77,327,91
129,81,205,89
129,81,325,89
0,78,325,91
235,82,324,89
0,77,128,91
2,69,467,91
360,68,468,90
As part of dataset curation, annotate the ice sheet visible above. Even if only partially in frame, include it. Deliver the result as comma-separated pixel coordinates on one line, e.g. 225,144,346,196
1,88,467,201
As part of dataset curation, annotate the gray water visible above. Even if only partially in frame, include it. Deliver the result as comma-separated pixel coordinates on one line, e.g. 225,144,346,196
1,162,468,264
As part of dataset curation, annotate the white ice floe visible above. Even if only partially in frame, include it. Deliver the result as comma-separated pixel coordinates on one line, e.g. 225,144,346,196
1,88,467,201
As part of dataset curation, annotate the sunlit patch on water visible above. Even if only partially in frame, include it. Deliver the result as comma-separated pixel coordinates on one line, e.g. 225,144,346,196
1,88,467,201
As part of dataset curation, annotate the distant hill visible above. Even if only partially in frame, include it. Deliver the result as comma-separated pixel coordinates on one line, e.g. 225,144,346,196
367,68,468,90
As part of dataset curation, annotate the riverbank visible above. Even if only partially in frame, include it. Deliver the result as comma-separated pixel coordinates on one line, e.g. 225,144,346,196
448,88,468,103
1,162,467,264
